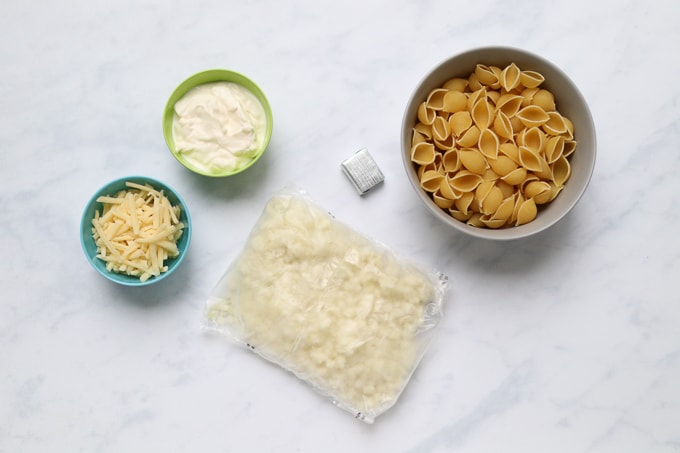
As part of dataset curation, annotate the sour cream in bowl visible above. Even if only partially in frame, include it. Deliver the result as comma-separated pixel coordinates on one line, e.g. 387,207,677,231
163,70,273,177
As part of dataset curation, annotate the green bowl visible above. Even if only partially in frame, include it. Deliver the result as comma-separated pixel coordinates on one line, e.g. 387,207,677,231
80,176,192,286
162,69,273,177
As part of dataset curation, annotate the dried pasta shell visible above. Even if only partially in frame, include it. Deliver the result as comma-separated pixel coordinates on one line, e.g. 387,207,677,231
551,155,571,187
420,170,445,192
534,156,553,180
417,162,435,180
499,142,520,163
490,66,503,89
449,208,472,222
520,87,539,107
488,155,517,177
432,116,451,142
501,167,527,185
544,135,565,163
524,180,551,202
496,93,524,118
449,111,473,138
491,196,515,221
423,154,444,176
411,142,436,165
547,182,564,202
433,191,455,209
487,90,500,106
531,89,556,111
493,110,514,140
448,170,483,193
482,168,499,181
481,215,507,229
466,213,485,228
475,64,498,87
439,177,459,200
496,180,515,199
454,191,475,215
442,149,460,173
510,192,524,224
563,140,577,157
516,105,550,128
467,87,487,111
434,134,455,151
500,63,521,91
518,146,543,172
414,122,432,139
412,128,428,146
442,77,469,92
534,189,553,205
515,197,537,226
542,111,569,136
480,185,503,215
519,174,539,193
509,115,526,135
417,102,436,125
426,88,448,111
475,180,495,205
478,128,499,160
563,117,575,140
469,194,482,213
468,73,483,92
519,70,545,89
459,148,487,175
442,90,468,113
471,98,494,130
517,127,546,154
457,125,481,148
515,202,537,227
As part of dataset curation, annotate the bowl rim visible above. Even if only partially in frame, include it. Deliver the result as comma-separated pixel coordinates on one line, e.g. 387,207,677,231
80,175,192,286
162,68,273,178
401,46,596,240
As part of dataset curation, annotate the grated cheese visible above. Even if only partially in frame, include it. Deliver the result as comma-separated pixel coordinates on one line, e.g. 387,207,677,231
91,181,184,282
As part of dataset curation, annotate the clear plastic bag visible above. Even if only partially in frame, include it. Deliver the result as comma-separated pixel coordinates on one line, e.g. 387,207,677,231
202,188,448,423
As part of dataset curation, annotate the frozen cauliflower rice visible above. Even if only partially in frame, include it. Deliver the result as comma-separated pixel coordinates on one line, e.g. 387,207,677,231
204,192,445,423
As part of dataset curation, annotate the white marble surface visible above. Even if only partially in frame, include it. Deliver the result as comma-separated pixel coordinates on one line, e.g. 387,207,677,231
2,0,679,451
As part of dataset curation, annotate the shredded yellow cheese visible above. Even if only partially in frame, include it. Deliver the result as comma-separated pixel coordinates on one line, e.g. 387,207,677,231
91,181,184,282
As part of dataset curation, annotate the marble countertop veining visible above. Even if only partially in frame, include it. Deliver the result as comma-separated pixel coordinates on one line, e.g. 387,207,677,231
2,0,680,452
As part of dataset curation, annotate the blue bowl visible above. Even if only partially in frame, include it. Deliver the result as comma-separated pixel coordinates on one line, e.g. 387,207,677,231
80,176,192,286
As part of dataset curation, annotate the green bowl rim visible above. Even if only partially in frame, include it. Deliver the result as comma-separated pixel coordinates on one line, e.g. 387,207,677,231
80,175,192,286
162,69,273,177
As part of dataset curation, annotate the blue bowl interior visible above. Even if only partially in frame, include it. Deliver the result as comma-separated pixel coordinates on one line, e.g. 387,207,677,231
80,176,192,286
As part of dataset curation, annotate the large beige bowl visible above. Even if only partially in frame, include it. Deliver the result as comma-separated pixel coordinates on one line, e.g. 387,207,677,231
401,46,596,240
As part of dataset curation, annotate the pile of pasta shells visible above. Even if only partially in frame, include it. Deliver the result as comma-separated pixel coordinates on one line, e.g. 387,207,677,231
410,62,576,229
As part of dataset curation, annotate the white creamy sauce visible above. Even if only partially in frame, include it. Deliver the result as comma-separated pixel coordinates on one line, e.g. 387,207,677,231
172,82,266,173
